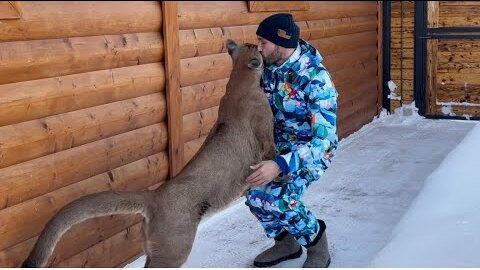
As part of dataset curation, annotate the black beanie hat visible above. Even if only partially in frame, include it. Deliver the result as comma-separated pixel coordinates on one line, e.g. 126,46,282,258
256,13,299,48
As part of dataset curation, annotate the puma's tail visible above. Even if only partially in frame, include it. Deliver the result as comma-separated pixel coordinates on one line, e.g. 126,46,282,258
21,191,149,267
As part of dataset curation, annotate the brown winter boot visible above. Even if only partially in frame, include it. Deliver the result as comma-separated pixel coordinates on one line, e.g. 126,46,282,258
303,220,331,268
253,231,303,267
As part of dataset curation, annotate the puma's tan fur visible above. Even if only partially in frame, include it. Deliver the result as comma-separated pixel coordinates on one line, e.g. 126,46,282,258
21,39,275,268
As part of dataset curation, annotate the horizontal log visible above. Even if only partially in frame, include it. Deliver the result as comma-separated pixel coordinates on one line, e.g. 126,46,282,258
178,1,377,30
307,16,377,40
439,40,480,52
0,152,168,254
439,17,480,27
440,1,480,5
55,223,144,267
0,215,142,268
437,84,480,103
323,46,377,73
439,5,480,17
338,79,378,107
0,93,166,169
437,62,480,73
0,185,162,268
179,25,258,59
309,31,377,56
0,123,168,210
183,106,219,143
331,60,378,92
180,53,232,87
0,63,165,127
438,51,480,63
0,1,21,20
184,136,208,165
182,78,228,115
0,32,164,85
335,63,378,101
180,22,377,59
248,1,310,12
437,72,480,84
0,2,162,42
338,80,378,116
339,105,378,139
0,237,37,267
338,90,379,126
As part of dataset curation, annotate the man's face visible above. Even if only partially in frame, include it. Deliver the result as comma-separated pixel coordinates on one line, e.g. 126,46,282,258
257,36,282,66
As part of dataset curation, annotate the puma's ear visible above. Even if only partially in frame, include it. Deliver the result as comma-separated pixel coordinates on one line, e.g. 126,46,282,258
248,58,262,70
226,39,238,57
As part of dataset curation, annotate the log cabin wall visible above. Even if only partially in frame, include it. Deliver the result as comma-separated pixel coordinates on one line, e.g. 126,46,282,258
0,1,381,267
0,2,167,267
426,1,480,117
389,1,480,118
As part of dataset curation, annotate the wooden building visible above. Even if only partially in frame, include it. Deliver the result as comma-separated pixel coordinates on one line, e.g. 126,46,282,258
386,1,480,119
0,1,381,267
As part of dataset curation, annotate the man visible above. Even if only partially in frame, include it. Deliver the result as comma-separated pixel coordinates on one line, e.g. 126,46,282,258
244,13,338,268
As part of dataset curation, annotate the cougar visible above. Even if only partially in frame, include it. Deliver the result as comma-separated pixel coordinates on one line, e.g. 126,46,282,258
21,39,275,268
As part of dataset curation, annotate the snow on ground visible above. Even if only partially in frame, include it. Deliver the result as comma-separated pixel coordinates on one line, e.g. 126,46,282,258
126,110,477,268
370,121,480,267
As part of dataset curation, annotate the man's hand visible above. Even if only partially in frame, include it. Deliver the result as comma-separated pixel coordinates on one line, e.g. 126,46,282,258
245,160,282,187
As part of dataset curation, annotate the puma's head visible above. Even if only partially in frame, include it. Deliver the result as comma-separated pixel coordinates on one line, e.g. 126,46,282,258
226,39,263,72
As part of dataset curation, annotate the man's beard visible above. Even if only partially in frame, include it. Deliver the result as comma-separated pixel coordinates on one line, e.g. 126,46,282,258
262,46,282,66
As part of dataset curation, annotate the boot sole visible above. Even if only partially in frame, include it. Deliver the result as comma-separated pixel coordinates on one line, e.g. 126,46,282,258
253,247,303,267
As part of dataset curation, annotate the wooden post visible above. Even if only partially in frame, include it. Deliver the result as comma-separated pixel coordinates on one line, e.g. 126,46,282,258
162,1,184,177
426,1,439,115
377,1,384,114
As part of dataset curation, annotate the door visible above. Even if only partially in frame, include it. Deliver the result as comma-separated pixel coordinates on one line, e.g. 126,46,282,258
419,1,480,119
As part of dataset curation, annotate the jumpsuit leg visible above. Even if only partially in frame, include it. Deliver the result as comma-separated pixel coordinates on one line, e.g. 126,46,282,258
245,175,321,246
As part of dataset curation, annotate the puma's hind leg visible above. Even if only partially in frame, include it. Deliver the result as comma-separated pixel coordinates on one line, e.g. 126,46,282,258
144,217,199,268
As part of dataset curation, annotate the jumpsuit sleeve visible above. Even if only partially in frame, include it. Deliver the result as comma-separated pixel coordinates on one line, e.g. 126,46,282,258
274,68,338,180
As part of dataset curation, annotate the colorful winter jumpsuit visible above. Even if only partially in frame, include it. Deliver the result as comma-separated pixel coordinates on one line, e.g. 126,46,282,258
245,39,338,246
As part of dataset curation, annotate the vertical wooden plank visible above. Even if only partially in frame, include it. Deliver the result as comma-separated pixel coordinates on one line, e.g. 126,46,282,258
427,1,439,28
377,1,384,114
247,1,256,12
426,1,439,114
426,39,438,114
162,1,184,177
